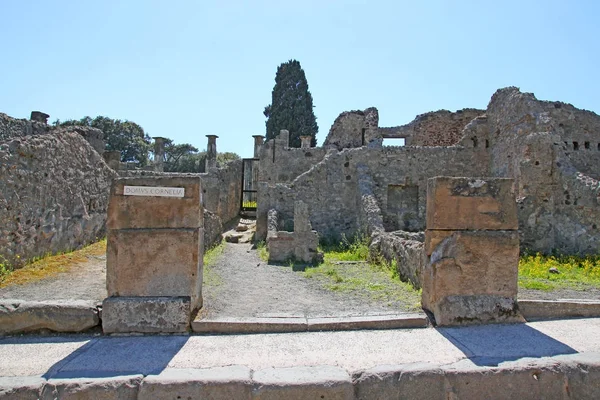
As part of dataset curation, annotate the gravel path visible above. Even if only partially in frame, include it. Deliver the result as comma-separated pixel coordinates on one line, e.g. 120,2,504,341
0,255,107,302
202,242,416,318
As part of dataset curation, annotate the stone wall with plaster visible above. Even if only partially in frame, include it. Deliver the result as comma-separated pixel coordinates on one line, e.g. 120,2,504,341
0,126,116,267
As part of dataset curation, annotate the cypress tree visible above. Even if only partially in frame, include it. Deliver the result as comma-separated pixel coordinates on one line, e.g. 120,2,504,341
263,59,318,147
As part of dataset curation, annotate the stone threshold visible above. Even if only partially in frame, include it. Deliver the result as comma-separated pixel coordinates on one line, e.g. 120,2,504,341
191,313,429,334
3,353,600,399
520,299,600,321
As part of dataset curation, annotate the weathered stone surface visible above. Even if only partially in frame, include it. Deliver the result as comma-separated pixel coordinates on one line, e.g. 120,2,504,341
139,367,252,400
42,375,142,400
425,177,518,231
0,376,45,399
106,229,203,306
371,232,424,288
422,231,523,325
519,299,600,321
353,363,446,400
107,177,203,230
0,300,99,334
203,209,223,250
323,108,379,150
0,122,115,267
102,297,191,334
252,366,353,400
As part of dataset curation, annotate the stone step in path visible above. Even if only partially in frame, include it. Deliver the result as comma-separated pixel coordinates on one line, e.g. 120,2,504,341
1,318,600,398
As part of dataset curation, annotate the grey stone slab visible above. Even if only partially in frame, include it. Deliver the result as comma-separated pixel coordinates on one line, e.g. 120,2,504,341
41,375,143,400
307,313,428,331
529,318,600,353
0,337,95,377
438,322,579,366
0,299,99,334
0,376,45,399
191,317,307,334
353,363,446,400
102,296,190,334
252,366,353,400
139,367,252,400
520,299,600,321
51,336,189,378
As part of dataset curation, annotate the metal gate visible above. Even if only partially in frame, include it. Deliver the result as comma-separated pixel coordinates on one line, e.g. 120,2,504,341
240,158,259,212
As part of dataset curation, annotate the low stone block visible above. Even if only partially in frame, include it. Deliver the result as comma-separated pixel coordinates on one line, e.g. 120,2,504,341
106,229,203,309
252,366,353,400
102,297,191,334
0,300,99,335
425,177,518,230
139,367,252,400
0,376,45,399
353,363,446,400
421,231,523,325
519,300,600,321
107,177,203,230
42,375,143,400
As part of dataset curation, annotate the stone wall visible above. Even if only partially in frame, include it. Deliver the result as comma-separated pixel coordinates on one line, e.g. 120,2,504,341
471,87,600,254
0,130,116,266
257,145,486,241
380,109,483,147
323,108,379,150
0,113,105,153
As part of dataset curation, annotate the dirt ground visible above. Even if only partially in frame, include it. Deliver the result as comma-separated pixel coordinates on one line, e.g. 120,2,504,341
202,242,417,319
1,240,598,312
0,254,107,302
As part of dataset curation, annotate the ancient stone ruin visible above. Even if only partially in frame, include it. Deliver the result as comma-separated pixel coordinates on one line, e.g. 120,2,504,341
1,86,599,330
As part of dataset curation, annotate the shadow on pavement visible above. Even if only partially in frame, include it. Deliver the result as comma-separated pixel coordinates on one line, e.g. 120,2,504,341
41,335,189,378
437,323,578,367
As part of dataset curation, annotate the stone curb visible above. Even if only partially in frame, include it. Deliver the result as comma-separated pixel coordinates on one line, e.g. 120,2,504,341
520,299,600,321
2,354,599,399
0,299,100,335
191,314,429,334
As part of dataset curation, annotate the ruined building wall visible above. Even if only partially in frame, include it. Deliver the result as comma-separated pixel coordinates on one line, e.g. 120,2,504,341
0,127,116,267
258,131,327,184
257,145,487,240
322,108,379,150
462,87,600,254
380,109,484,147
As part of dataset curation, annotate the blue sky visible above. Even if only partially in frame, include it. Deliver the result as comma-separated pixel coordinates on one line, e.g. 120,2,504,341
2,1,599,158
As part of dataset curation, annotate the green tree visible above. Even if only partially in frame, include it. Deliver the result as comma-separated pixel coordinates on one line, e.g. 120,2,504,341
55,116,152,165
264,59,318,147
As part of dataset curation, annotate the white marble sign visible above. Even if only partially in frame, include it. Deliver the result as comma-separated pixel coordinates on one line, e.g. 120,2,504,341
123,186,185,198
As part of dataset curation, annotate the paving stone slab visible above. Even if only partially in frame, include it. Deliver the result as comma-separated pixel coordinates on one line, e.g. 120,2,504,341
252,366,353,400
0,300,99,335
520,299,600,321
139,367,252,400
0,376,45,400
42,375,143,400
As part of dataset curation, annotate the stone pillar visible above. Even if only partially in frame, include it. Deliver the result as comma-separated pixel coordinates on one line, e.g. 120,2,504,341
30,111,49,124
153,137,166,172
300,135,312,149
102,176,204,333
277,130,289,147
103,150,122,171
205,135,218,170
421,177,524,326
253,135,265,159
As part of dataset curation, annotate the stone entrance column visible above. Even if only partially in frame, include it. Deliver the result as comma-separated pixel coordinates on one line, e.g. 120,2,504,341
205,135,218,170
253,135,265,159
153,137,167,172
300,135,312,148
421,177,524,326
102,176,204,333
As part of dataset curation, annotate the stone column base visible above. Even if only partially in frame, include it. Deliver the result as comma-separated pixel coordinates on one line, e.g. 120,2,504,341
102,297,191,334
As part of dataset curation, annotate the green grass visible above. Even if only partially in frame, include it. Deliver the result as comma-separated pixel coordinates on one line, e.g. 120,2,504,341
518,252,600,291
304,235,421,310
203,241,224,287
256,241,269,262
